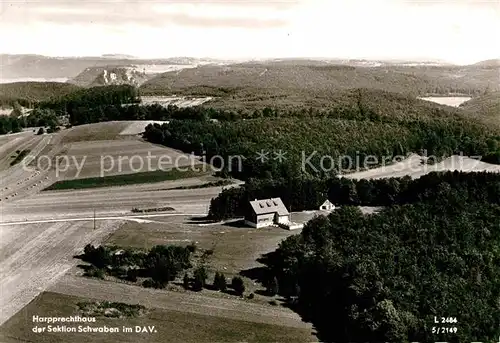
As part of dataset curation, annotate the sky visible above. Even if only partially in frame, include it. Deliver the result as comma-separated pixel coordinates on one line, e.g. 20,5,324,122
0,0,499,64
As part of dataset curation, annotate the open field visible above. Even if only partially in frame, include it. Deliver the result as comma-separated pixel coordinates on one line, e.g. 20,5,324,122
60,122,131,143
342,154,500,180
106,215,296,275
0,291,315,343
50,275,312,330
0,134,54,202
0,220,123,326
45,167,209,190
51,137,202,179
0,121,212,206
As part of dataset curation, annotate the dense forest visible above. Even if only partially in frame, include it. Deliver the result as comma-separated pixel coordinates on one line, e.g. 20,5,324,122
460,91,500,122
259,201,500,342
208,171,500,219
143,89,500,180
37,84,140,125
0,107,61,134
81,244,193,288
0,82,80,107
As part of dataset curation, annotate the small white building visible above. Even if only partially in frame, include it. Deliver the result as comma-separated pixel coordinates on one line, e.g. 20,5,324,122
244,198,290,228
319,199,335,211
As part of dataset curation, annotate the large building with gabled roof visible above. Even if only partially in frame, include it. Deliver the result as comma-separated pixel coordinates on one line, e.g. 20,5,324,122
244,197,290,228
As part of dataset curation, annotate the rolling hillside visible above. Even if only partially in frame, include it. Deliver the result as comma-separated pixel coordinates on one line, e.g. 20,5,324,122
70,66,151,87
140,61,500,108
473,59,500,67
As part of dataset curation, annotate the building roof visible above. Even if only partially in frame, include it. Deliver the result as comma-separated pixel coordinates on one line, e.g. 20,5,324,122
321,199,334,207
249,197,289,216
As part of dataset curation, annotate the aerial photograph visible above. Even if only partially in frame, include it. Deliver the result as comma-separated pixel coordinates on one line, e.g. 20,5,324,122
0,0,499,342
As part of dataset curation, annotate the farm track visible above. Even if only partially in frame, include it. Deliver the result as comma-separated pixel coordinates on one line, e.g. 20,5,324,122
0,134,40,171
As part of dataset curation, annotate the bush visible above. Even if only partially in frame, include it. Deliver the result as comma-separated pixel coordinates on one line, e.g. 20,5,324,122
186,242,197,253
142,279,164,289
142,279,155,288
213,272,227,291
84,266,105,279
183,273,190,290
36,127,45,135
231,276,245,296
125,268,138,282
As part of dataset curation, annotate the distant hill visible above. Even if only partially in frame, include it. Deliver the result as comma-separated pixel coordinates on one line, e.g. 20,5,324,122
473,59,500,67
69,62,207,87
0,54,223,80
140,61,500,108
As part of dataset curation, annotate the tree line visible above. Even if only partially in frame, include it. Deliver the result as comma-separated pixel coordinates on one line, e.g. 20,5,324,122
0,107,62,135
208,171,500,220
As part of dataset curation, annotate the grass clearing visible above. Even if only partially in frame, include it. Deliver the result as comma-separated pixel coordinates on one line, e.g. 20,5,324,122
0,291,315,343
105,216,297,276
61,122,131,143
44,167,208,191
53,138,202,179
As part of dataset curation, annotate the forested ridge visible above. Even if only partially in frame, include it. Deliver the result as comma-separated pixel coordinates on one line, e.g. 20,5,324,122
210,171,500,342
142,88,500,180
208,171,500,219
0,82,80,107
141,63,499,103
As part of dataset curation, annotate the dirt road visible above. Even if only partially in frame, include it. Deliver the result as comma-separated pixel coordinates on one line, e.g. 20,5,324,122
0,127,236,327
0,182,222,222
